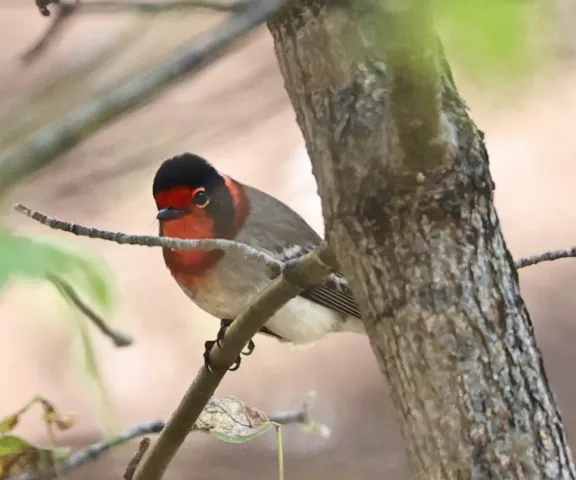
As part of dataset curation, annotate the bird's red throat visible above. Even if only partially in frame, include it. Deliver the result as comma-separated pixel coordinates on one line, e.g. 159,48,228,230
159,176,250,286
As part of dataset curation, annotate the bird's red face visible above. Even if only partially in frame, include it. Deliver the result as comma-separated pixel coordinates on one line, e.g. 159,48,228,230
153,153,249,277
154,184,216,241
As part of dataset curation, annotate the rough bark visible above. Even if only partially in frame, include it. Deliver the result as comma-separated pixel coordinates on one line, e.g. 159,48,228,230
268,1,576,478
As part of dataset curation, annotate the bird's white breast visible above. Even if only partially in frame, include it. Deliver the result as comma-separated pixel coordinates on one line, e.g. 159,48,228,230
265,296,347,344
176,269,364,344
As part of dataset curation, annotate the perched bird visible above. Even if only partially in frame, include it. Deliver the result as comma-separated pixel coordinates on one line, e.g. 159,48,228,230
152,153,365,371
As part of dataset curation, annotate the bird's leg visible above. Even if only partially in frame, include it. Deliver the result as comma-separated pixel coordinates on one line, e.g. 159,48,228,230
216,318,255,356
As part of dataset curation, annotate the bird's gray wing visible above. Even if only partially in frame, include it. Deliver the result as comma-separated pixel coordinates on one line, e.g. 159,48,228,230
241,184,362,320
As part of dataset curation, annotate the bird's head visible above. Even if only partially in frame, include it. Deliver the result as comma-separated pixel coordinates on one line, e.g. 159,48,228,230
153,153,249,241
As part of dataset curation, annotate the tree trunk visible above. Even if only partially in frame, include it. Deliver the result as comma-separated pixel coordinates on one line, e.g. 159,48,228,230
268,1,576,478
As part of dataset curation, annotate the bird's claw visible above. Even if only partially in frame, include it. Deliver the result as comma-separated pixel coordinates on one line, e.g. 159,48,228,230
203,319,258,373
242,339,255,356
216,319,255,356
203,340,242,374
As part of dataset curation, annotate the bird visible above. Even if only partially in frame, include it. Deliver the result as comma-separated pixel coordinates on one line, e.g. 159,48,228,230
152,153,365,372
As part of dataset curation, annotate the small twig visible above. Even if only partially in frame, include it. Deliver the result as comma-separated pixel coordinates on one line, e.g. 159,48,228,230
22,0,78,62
515,247,576,269
124,438,151,480
8,398,316,480
276,424,284,480
14,203,282,274
131,244,337,480
269,408,307,425
49,275,133,347
269,391,314,425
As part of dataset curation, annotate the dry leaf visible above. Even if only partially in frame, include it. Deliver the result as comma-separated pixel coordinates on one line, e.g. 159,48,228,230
0,396,74,478
194,396,272,443
0,435,69,479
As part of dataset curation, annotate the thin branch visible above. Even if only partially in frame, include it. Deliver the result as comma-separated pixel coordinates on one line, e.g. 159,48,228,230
10,420,164,480
19,203,576,276
61,0,248,14
124,438,151,480
131,244,337,480
23,0,248,62
515,247,576,269
49,275,133,347
22,0,78,62
0,0,283,195
32,0,244,16
9,397,318,480
14,204,283,274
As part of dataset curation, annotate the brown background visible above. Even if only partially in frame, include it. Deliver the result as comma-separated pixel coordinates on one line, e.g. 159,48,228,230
1,4,576,479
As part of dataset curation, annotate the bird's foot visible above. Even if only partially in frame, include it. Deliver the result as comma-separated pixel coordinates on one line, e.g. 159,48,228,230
203,319,256,374
203,340,242,374
216,319,255,356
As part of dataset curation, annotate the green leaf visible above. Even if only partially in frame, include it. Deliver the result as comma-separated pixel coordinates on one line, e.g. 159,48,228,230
194,396,273,443
0,231,115,313
0,435,69,458
0,435,29,456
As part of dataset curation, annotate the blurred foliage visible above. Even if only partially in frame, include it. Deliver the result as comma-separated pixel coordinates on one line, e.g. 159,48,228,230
0,396,74,479
68,306,119,434
0,232,114,310
435,0,553,79
0,230,117,431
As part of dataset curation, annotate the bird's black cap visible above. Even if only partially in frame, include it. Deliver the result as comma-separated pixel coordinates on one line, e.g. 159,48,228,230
152,153,223,196
153,153,236,238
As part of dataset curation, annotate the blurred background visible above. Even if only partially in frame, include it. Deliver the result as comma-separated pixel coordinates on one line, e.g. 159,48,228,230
1,1,576,479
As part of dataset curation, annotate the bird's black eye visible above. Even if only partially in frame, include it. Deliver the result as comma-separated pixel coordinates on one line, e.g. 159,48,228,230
192,188,210,208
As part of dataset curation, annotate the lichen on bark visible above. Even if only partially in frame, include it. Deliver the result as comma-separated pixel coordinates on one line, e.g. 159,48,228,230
268,1,576,478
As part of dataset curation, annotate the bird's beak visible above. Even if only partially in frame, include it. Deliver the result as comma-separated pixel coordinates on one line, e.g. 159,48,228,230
156,207,188,221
